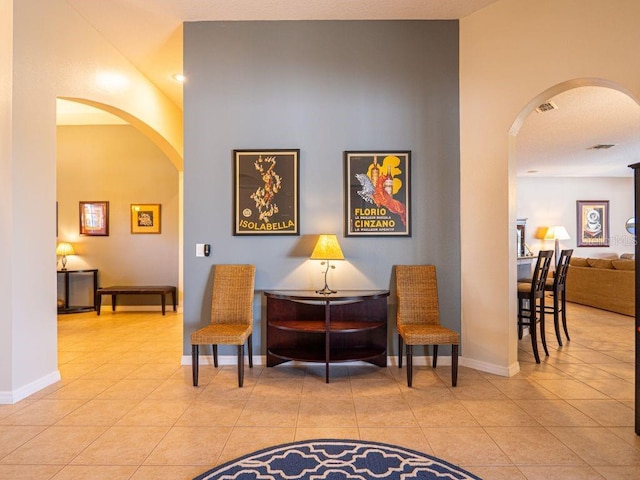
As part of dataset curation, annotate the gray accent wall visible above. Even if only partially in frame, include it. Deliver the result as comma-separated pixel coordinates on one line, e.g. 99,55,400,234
183,21,460,358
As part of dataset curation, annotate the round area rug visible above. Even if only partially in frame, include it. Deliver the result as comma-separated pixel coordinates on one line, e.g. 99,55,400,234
194,439,482,480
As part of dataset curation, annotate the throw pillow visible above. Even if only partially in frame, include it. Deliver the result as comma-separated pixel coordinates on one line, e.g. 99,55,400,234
587,258,614,269
612,259,635,270
570,257,589,267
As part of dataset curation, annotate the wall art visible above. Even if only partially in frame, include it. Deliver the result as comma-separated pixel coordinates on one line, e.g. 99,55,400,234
577,200,609,247
233,149,300,235
344,151,411,237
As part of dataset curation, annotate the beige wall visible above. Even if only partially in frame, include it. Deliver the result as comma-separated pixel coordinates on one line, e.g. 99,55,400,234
0,0,13,393
518,177,635,261
56,125,179,307
460,0,640,373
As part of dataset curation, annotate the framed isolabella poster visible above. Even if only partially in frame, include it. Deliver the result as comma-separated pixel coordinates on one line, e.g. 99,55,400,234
233,149,300,235
344,151,411,237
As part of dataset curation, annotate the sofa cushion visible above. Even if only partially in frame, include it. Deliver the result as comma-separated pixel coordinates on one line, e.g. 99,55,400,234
587,258,614,269
570,257,589,267
612,259,635,270
620,253,636,260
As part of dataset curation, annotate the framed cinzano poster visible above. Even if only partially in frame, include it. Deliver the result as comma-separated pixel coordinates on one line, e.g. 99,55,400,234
233,149,300,235
344,151,411,237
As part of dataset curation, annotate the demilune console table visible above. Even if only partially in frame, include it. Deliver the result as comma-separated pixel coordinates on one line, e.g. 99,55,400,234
264,290,390,383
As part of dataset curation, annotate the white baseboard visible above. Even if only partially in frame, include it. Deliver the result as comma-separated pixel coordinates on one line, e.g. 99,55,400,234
0,370,61,405
181,354,514,377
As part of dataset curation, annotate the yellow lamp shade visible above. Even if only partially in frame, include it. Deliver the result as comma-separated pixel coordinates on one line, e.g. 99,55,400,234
544,225,570,240
56,242,75,256
310,234,345,261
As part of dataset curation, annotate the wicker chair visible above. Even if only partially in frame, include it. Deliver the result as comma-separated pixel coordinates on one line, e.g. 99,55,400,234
395,265,459,387
191,264,256,387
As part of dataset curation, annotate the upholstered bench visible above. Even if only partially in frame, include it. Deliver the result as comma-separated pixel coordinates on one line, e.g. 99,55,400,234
96,285,177,315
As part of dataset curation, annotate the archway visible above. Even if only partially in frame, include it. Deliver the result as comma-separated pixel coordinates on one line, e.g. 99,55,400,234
55,98,184,313
508,79,639,429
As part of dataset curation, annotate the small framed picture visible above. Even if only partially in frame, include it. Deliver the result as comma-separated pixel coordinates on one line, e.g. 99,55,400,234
577,200,609,247
344,151,411,237
131,204,161,234
79,201,109,236
233,149,300,235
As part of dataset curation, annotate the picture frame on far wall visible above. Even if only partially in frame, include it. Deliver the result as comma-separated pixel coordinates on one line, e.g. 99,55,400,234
131,203,161,234
577,200,609,247
79,201,109,236
344,150,411,237
233,149,300,235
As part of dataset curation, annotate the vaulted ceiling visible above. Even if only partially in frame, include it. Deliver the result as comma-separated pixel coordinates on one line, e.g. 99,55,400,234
60,0,639,177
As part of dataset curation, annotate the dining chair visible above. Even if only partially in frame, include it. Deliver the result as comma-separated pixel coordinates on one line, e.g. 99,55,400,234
545,249,573,346
191,264,256,387
395,265,459,387
517,250,553,363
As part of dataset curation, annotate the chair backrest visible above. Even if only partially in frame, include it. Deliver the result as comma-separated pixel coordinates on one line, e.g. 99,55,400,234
211,264,256,325
553,249,573,290
530,250,553,297
395,265,440,326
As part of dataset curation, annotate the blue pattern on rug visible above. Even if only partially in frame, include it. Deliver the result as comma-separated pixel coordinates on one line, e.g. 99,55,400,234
194,439,482,480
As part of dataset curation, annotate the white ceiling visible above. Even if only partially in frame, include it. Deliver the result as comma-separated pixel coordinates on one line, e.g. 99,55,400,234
60,0,640,177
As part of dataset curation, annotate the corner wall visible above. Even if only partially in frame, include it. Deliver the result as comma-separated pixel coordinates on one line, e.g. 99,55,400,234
1,0,183,403
460,0,640,372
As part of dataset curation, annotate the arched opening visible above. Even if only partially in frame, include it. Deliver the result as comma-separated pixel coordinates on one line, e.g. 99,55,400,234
508,78,639,383
55,98,183,315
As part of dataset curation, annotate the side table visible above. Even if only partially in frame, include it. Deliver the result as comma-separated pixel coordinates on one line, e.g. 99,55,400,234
264,290,389,382
57,269,98,313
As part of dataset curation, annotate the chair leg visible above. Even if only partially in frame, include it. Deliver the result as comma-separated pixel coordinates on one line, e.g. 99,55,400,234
248,334,253,368
432,345,439,368
553,293,563,346
517,298,524,340
398,335,403,368
406,344,413,387
529,304,541,364
561,292,570,341
192,345,199,387
539,297,549,357
237,344,244,387
212,345,218,368
451,344,459,387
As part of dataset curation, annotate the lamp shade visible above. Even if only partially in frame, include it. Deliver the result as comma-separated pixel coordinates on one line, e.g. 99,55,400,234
56,242,75,256
310,234,345,260
544,225,570,240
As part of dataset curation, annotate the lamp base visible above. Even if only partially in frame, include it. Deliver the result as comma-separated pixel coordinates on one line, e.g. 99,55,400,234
315,286,337,295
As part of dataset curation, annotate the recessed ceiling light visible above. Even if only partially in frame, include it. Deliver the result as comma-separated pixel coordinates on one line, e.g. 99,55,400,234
588,144,615,150
172,74,186,83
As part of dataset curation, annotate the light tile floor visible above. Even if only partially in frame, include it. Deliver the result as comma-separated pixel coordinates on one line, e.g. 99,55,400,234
0,302,638,479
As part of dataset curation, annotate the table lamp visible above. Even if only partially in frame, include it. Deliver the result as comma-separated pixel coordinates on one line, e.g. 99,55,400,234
310,234,345,294
544,225,570,265
56,242,75,270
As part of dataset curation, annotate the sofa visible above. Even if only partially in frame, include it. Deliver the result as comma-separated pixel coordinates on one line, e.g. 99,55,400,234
565,255,635,316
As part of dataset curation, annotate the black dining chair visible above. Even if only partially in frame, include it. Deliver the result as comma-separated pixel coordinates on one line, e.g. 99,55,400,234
544,249,573,346
517,250,554,363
